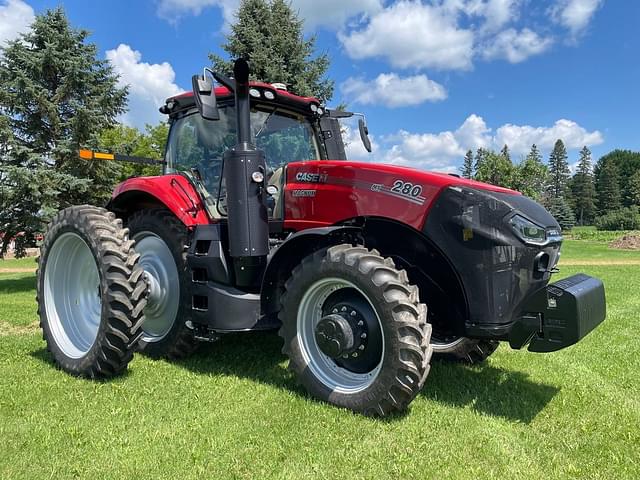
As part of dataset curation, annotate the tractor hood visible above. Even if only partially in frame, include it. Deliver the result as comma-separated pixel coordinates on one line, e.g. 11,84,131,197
283,160,522,231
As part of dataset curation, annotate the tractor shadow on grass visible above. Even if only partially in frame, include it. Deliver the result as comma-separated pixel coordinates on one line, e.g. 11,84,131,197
0,275,36,294
421,360,559,423
174,330,299,392
175,332,559,423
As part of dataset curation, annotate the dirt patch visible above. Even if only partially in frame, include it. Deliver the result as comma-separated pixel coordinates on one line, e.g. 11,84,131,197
0,320,39,336
610,234,640,250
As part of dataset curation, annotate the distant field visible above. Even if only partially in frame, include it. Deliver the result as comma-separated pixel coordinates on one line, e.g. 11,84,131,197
1,240,639,479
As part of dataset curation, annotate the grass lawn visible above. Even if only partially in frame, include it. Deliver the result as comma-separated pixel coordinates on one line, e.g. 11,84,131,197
1,242,639,479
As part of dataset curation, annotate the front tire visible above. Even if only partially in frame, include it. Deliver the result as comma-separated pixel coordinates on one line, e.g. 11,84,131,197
431,336,498,364
279,245,432,416
127,209,198,359
37,206,147,378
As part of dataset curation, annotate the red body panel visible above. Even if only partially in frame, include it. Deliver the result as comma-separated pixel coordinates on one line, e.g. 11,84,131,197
283,161,519,231
112,162,518,232
112,174,210,226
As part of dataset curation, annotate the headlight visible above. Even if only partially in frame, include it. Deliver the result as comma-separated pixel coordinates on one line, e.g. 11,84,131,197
509,214,547,245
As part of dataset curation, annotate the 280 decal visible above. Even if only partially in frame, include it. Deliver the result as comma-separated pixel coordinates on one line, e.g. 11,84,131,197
391,180,423,199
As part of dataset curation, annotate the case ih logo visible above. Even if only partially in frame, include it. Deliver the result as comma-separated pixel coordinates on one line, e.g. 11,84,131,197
295,172,328,183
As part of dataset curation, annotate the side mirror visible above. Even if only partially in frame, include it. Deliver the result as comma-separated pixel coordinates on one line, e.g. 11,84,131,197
358,118,372,153
192,71,219,121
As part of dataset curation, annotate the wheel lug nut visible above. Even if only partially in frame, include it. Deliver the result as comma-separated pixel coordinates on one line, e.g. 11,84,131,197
361,333,367,339
350,310,356,316
342,354,348,359
359,345,365,350
352,352,358,357
357,320,364,326
341,306,347,312
332,309,338,314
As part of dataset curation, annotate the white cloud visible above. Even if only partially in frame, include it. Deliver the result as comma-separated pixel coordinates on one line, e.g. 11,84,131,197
551,0,603,36
481,28,553,63
339,1,475,71
341,73,447,108
157,0,237,24
494,118,604,154
157,0,382,30
0,0,34,48
106,44,183,128
354,114,603,172
291,0,383,30
450,0,521,32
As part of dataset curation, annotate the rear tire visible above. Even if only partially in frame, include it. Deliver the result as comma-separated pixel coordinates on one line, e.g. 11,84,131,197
431,336,498,364
279,244,432,416
37,206,147,378
127,209,198,359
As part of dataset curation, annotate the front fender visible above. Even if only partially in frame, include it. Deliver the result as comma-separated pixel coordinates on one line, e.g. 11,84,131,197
261,226,362,316
109,175,211,226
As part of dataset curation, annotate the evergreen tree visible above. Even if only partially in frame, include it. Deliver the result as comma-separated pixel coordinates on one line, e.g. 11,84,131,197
629,170,640,207
474,148,488,173
571,146,597,225
595,158,622,214
209,0,333,102
500,144,511,163
595,149,640,207
461,149,474,179
547,197,575,231
0,8,127,256
547,139,571,199
515,144,548,200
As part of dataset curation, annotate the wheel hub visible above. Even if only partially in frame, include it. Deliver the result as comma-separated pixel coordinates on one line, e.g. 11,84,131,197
315,314,355,358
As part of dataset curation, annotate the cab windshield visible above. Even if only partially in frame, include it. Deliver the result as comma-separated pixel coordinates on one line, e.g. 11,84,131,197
165,106,319,204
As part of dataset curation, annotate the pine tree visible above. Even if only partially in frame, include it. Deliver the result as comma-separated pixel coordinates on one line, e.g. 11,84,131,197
547,197,575,231
547,139,571,199
474,148,488,174
500,144,511,164
461,149,474,179
595,158,622,215
209,0,333,102
571,146,597,225
0,8,127,257
629,170,640,207
515,144,548,200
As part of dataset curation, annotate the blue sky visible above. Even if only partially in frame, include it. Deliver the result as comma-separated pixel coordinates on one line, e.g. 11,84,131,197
1,0,638,172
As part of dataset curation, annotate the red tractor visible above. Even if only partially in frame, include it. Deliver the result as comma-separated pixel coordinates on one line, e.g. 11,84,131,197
37,60,606,416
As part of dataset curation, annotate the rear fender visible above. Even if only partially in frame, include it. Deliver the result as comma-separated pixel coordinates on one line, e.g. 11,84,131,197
108,174,211,226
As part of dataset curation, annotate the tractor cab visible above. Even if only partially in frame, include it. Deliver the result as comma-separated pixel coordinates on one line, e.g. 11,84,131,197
159,83,369,220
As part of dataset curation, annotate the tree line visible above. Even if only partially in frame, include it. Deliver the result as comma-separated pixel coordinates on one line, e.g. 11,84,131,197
460,142,640,231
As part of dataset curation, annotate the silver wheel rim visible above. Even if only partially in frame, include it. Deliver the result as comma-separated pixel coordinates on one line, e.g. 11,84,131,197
134,231,180,343
297,278,384,394
44,232,101,359
431,335,465,352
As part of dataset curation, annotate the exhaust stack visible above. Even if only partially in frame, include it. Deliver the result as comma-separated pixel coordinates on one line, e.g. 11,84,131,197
223,59,269,287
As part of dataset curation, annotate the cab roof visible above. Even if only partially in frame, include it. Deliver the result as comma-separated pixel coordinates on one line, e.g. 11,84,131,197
163,82,322,117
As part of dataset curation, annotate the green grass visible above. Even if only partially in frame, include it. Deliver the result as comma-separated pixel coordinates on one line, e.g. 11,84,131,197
1,243,639,479
0,256,38,270
566,226,639,242
561,239,640,262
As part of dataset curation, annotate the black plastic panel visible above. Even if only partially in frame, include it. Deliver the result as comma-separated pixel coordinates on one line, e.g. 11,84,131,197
424,187,562,334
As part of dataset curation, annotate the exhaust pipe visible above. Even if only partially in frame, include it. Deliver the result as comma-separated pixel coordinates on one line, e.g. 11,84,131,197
223,59,269,288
